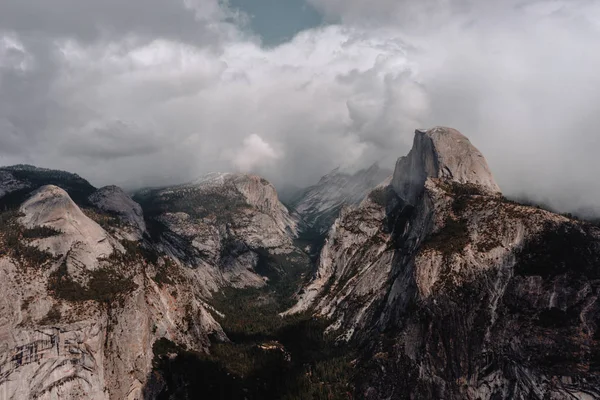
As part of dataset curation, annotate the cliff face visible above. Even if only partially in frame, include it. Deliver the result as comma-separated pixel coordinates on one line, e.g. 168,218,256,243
288,127,600,399
134,172,303,293
0,170,303,399
290,164,392,239
2,127,600,399
89,185,147,240
0,183,227,400
392,127,500,205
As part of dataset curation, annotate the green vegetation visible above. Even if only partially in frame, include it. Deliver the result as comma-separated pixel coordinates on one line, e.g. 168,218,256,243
48,260,137,303
82,208,124,231
211,249,311,337
135,187,251,226
22,226,61,239
0,164,96,207
368,186,389,207
422,217,470,257
148,247,355,399
514,222,600,280
0,210,57,268
149,317,356,400
152,258,175,288
438,181,488,215
536,307,577,328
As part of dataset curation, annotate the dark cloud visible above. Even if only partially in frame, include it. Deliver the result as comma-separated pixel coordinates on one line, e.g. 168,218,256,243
58,121,166,160
0,0,238,45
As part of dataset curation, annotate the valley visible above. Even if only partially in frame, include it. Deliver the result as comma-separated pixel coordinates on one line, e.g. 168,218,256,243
0,128,599,399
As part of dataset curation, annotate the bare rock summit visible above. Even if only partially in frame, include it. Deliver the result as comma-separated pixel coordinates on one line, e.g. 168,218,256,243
392,127,501,205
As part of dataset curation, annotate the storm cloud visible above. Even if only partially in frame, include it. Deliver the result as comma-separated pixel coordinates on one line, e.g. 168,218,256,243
0,0,599,215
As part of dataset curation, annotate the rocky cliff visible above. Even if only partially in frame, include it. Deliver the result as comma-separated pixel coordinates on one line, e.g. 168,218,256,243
89,185,147,240
0,168,304,399
2,127,600,399
134,172,303,293
289,164,391,256
288,127,600,399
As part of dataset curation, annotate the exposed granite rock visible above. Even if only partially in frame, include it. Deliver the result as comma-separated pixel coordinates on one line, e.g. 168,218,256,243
0,187,225,400
135,173,300,293
89,185,147,240
392,127,500,205
288,127,600,399
290,164,391,238
20,185,119,273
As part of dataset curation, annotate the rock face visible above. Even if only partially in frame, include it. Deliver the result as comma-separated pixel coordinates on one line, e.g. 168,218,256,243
290,164,391,242
289,127,600,399
89,185,147,240
392,127,500,205
20,185,118,270
1,173,302,399
135,172,302,293
2,127,600,399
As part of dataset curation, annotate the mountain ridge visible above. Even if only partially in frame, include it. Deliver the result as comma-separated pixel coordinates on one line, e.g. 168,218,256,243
287,127,600,399
1,128,599,399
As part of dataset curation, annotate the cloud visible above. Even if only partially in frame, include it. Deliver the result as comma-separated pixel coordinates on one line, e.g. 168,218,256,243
0,0,599,215
230,134,281,173
0,0,242,45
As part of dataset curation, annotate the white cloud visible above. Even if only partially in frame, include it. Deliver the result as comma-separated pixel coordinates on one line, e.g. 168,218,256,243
230,134,281,172
20,25,425,188
1,0,600,215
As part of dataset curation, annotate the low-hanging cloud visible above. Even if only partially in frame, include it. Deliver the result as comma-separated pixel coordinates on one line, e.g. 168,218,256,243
230,134,281,173
0,0,599,215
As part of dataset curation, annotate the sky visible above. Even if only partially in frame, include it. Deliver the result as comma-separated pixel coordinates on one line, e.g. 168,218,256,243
1,0,600,215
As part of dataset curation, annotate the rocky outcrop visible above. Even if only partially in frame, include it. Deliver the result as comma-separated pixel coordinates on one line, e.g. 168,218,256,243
89,185,147,240
392,127,500,205
20,185,118,268
135,173,302,293
0,169,306,399
288,127,600,399
0,185,225,400
3,126,599,399
282,183,394,319
289,164,391,256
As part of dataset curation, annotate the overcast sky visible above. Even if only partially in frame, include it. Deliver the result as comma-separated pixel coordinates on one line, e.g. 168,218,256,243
1,0,599,214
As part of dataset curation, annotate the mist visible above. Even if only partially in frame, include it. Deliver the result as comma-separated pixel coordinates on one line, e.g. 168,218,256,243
0,0,599,215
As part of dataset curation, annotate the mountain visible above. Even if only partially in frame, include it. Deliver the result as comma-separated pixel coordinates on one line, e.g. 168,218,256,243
0,169,311,399
0,183,230,399
289,164,391,251
89,185,147,240
0,164,96,208
286,127,600,399
133,172,305,292
1,127,599,399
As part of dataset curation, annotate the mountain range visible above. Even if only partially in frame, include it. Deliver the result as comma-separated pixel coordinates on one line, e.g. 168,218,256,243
0,127,598,399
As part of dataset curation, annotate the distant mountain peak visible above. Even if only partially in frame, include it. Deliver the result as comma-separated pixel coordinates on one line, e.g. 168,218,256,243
290,163,392,239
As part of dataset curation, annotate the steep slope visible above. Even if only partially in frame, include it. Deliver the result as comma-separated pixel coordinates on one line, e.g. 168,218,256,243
89,185,147,240
0,185,225,400
0,168,319,399
288,127,600,399
135,172,305,293
289,164,391,249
